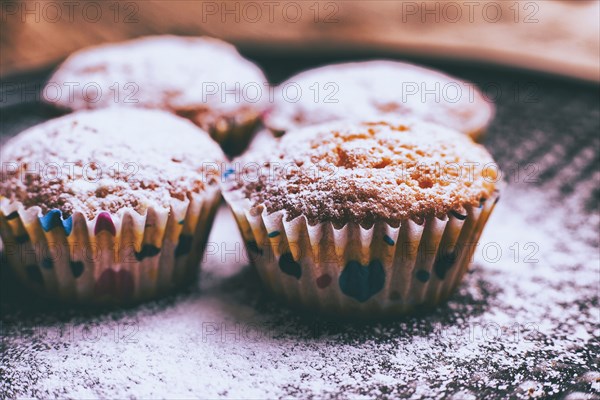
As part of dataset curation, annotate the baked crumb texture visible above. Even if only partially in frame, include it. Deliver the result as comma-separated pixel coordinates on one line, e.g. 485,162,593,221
45,35,269,151
1,108,225,219
226,119,498,228
223,119,500,315
0,108,225,304
264,61,494,140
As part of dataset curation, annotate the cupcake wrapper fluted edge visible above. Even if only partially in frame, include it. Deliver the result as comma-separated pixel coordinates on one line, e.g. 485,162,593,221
0,186,221,305
223,189,500,316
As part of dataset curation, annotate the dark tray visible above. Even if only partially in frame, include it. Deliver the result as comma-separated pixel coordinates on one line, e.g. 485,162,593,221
1,52,599,399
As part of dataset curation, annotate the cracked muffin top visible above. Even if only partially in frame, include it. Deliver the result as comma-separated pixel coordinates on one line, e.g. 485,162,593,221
224,119,499,227
0,108,226,219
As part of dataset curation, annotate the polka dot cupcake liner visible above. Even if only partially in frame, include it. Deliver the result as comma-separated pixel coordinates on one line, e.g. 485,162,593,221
224,190,500,316
0,187,221,305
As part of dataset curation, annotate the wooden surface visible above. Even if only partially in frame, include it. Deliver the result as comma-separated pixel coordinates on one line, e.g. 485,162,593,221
2,0,599,81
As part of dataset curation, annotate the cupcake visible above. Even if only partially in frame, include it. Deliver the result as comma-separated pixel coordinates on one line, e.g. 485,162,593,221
222,119,501,316
44,35,269,154
0,108,225,305
264,61,494,141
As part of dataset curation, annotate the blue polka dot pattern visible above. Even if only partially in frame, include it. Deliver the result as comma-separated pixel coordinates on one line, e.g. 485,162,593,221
15,234,29,244
278,253,301,279
135,244,161,261
5,211,19,220
434,251,457,280
246,241,263,256
339,260,385,303
383,235,395,246
223,168,235,179
41,257,53,269
70,261,84,278
175,235,193,257
416,269,430,282
39,209,73,236
450,210,467,220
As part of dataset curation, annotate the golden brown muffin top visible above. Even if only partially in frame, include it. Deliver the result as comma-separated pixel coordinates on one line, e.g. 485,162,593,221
225,119,499,226
0,109,226,219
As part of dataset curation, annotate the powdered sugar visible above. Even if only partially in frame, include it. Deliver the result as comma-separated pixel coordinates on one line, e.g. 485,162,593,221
44,35,269,143
1,60,598,399
264,60,494,137
1,180,597,398
0,108,226,218
227,119,497,225
46,36,269,115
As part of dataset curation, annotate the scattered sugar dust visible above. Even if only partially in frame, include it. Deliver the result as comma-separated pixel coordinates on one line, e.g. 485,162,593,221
1,182,598,399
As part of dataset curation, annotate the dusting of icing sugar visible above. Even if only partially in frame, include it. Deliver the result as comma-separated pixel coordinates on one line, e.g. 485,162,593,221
1,183,597,399
264,60,494,136
227,119,498,226
2,56,598,400
45,35,269,129
0,108,226,219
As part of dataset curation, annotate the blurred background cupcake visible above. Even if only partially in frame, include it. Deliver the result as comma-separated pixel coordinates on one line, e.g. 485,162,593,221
263,61,494,140
0,108,225,305
43,36,269,155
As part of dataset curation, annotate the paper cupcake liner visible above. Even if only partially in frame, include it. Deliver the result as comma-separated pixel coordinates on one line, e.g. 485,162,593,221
0,187,221,305
219,118,261,156
177,109,261,155
224,189,500,316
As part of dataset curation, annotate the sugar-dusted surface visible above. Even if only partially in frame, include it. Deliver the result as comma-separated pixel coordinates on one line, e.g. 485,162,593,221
227,119,497,226
45,35,269,134
0,108,225,218
1,188,598,399
264,61,494,136
1,60,598,399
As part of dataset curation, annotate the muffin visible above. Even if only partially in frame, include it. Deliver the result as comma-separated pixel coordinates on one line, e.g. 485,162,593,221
44,35,269,154
264,61,494,141
222,119,501,316
0,108,225,304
